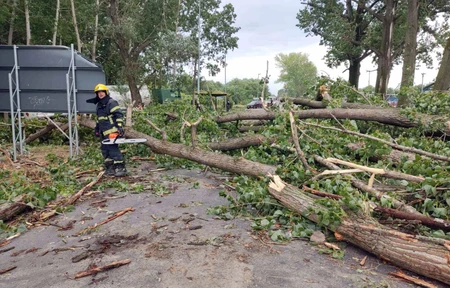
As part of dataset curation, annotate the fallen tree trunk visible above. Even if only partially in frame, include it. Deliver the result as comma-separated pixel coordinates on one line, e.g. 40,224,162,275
25,123,69,144
283,97,378,109
207,135,276,151
80,119,276,178
216,109,449,132
268,176,450,285
347,143,416,164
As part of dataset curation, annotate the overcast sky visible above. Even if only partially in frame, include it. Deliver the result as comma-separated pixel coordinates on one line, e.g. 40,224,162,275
206,0,439,96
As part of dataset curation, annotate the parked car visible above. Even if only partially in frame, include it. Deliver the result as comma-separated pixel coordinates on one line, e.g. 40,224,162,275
246,99,263,109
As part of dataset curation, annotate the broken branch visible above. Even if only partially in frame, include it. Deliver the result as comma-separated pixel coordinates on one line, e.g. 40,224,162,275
289,112,314,173
66,171,104,206
75,207,134,235
74,259,131,279
144,119,167,141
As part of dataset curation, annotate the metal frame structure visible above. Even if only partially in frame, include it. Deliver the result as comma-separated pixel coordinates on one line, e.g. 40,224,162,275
66,44,79,157
7,44,80,160
8,45,24,161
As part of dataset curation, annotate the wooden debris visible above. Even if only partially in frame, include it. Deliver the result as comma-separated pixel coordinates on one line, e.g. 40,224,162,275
75,169,99,178
324,242,340,250
0,201,31,222
302,186,343,200
389,271,437,288
0,246,14,253
0,241,10,248
0,266,17,275
76,207,135,235
11,249,26,257
74,259,131,279
66,171,105,205
360,256,368,266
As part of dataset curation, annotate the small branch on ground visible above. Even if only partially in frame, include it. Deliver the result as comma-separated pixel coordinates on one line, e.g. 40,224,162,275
75,207,134,235
74,259,131,279
389,271,437,288
66,171,105,206
302,185,343,200
0,266,17,275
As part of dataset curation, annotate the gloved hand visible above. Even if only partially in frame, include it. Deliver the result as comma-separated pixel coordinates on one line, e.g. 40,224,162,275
117,126,125,137
95,125,100,137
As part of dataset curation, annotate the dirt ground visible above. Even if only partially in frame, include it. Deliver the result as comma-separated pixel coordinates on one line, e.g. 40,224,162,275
0,163,446,288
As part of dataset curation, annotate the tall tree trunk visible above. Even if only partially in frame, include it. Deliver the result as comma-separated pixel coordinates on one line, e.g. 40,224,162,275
434,37,450,91
375,0,397,96
398,0,419,107
70,0,82,52
52,0,60,46
348,58,360,88
192,58,199,102
8,0,17,45
92,0,100,61
125,61,143,106
24,0,31,45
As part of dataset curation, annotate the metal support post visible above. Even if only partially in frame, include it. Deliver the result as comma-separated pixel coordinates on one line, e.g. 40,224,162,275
66,44,79,158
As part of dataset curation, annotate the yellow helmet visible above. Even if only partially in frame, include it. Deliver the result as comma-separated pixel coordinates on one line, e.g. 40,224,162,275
94,83,109,95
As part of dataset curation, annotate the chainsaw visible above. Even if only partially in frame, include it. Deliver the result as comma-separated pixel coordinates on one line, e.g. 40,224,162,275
102,132,147,145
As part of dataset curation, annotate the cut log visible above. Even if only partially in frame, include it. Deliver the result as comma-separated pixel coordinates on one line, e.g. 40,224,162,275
268,175,450,285
314,156,419,215
0,202,31,221
80,118,276,178
207,135,275,151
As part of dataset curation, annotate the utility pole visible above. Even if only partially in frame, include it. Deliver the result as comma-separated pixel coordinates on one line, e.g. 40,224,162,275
421,73,425,92
197,0,201,100
367,69,377,87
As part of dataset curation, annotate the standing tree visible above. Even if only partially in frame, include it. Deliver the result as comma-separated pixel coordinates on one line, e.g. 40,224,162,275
24,0,31,45
275,52,317,97
434,36,450,91
297,0,375,89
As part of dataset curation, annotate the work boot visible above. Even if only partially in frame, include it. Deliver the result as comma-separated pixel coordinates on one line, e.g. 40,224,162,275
114,162,127,177
104,160,115,176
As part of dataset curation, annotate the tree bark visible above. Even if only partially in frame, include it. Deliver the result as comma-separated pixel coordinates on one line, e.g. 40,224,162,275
398,0,419,107
70,0,82,52
348,58,361,89
24,0,31,45
375,0,397,96
434,37,450,91
8,0,17,45
52,0,60,46
92,0,99,61
79,118,276,177
0,202,30,221
207,135,275,151
268,176,450,286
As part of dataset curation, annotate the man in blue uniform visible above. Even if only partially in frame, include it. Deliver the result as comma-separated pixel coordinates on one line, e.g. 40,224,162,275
87,84,127,177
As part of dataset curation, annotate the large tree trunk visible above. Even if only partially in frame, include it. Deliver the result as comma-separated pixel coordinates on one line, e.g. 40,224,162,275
24,123,69,144
8,0,17,45
268,176,450,286
398,0,419,107
284,97,378,109
348,58,360,88
79,119,276,177
125,69,143,106
0,201,30,221
375,0,397,96
52,0,60,46
24,0,31,45
434,37,450,91
70,0,82,52
92,0,99,61
216,108,448,131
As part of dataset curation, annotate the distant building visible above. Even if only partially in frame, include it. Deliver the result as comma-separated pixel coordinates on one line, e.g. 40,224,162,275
107,85,152,106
